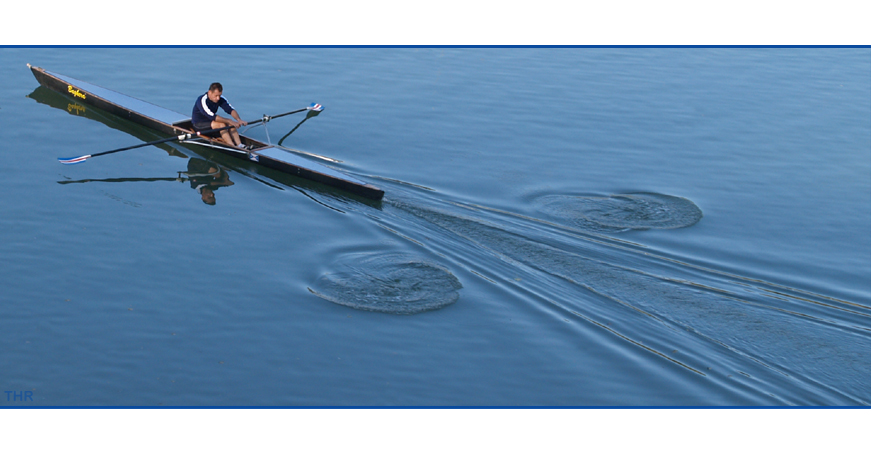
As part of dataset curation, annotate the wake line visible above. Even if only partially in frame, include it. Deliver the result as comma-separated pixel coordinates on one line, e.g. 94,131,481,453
375,188,870,404
457,199,869,314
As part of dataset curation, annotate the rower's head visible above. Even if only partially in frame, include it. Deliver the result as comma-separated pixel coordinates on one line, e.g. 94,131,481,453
207,82,223,103
201,187,216,205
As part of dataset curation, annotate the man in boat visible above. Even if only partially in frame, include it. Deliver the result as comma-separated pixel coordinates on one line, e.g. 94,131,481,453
192,82,248,149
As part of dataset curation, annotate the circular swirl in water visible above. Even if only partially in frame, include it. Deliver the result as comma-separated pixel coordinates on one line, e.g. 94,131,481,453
537,192,703,231
308,253,463,315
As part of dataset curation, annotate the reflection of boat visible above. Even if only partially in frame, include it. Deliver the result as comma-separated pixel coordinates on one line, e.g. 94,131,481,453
27,85,189,160
28,64,384,200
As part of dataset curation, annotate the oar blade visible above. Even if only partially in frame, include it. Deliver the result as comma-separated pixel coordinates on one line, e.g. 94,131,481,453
58,155,92,165
308,103,324,112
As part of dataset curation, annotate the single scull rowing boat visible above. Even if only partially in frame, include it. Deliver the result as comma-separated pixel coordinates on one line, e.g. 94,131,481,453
28,64,384,200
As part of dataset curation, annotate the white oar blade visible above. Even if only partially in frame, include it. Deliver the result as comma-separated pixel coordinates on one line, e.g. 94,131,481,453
308,103,324,112
58,155,91,165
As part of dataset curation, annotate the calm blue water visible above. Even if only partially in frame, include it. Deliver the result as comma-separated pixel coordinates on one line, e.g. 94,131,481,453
1,48,868,406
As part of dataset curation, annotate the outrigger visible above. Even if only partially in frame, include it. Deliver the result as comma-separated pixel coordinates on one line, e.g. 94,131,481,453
28,64,384,200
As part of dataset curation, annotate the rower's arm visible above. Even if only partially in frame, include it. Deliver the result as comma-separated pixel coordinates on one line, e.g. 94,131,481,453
214,114,240,127
230,110,246,126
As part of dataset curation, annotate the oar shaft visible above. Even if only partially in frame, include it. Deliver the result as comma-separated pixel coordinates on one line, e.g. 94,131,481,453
182,106,313,136
91,133,192,157
256,107,308,123
59,132,194,164
250,104,322,125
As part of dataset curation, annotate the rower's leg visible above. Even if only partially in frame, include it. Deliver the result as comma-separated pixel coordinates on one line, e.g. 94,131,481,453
212,120,236,146
230,129,243,146
219,129,234,145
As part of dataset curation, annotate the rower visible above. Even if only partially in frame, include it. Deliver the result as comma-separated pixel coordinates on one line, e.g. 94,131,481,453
191,82,248,149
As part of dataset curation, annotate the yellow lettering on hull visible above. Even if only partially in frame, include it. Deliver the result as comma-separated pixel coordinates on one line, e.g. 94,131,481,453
67,85,86,100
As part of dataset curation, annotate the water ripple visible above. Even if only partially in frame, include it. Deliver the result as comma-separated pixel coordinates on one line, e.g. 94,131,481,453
536,192,703,231
308,252,462,315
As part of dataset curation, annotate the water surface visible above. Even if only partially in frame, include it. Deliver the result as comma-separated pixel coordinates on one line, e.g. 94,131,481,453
1,48,868,406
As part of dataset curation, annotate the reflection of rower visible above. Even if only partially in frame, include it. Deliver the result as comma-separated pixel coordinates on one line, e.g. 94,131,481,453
188,158,234,205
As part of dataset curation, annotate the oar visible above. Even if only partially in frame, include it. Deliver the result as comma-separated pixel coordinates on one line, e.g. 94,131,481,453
260,103,323,124
59,132,202,164
58,103,324,165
